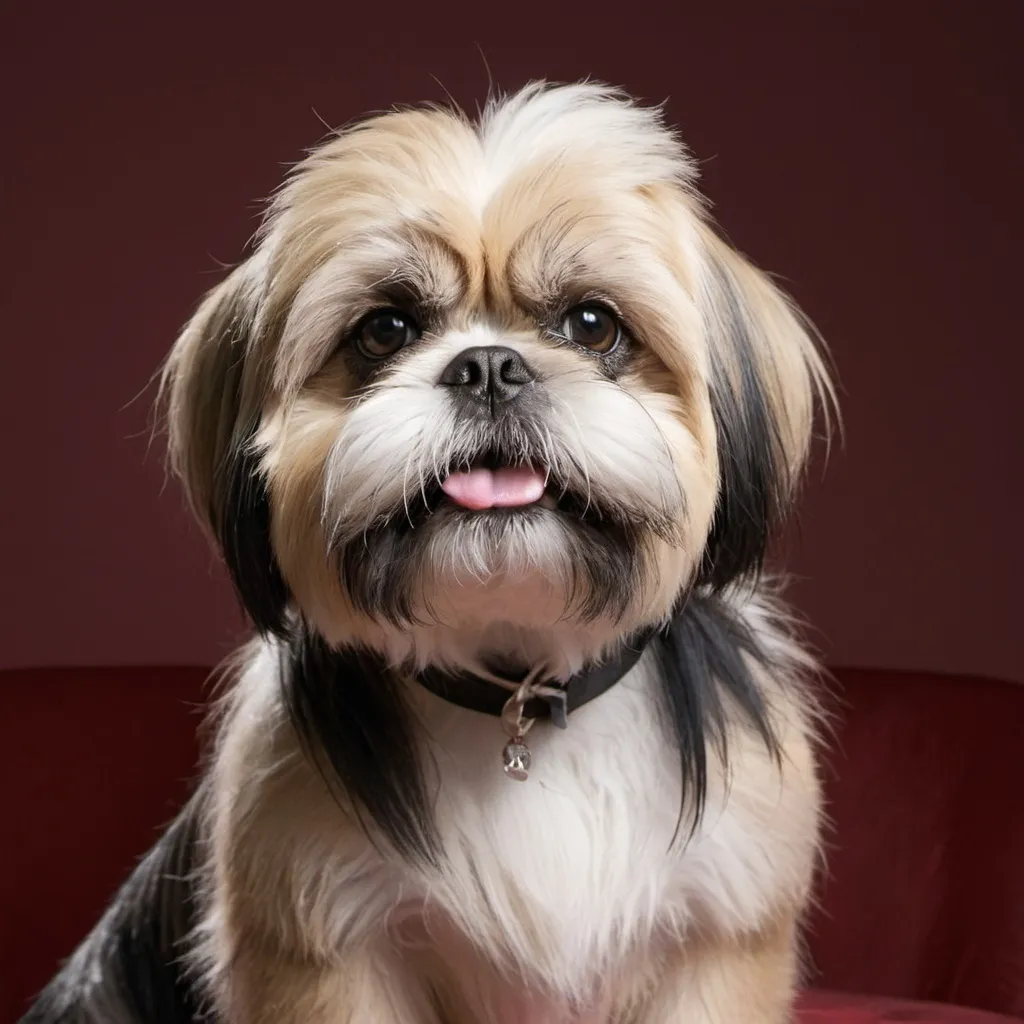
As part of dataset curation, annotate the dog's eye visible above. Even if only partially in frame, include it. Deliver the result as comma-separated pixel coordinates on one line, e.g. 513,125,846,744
355,309,420,359
561,304,621,355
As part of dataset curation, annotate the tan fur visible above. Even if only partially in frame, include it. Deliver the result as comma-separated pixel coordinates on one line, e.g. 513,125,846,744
629,915,800,1023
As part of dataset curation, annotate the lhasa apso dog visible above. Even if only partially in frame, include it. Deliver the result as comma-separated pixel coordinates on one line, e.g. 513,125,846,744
26,82,836,1024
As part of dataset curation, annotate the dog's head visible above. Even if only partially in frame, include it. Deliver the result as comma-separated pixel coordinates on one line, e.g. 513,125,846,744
162,82,832,676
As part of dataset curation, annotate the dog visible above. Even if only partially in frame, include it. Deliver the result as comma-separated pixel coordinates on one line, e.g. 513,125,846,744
24,81,836,1024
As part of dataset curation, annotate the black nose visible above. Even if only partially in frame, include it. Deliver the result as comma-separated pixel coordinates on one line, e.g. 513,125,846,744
438,346,536,412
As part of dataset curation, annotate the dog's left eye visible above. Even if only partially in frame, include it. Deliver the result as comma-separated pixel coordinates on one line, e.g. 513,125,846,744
561,304,621,355
354,309,421,359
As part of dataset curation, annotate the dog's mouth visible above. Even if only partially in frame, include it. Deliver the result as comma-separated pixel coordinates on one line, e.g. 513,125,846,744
406,451,604,526
440,459,550,511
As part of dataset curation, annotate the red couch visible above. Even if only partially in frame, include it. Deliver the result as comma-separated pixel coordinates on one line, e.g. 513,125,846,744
3,665,1022,1022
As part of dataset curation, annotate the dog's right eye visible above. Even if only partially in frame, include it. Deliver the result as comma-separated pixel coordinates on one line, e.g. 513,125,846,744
354,309,421,360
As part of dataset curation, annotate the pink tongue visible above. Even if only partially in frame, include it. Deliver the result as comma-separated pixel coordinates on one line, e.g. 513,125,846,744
441,466,546,510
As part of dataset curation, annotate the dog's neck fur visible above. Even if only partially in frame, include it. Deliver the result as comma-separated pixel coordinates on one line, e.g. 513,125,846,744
277,590,786,867
354,618,650,684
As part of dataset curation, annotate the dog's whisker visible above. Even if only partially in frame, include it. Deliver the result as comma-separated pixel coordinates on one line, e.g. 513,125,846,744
400,447,416,530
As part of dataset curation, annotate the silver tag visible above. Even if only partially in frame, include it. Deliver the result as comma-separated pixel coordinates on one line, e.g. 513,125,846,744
502,739,532,781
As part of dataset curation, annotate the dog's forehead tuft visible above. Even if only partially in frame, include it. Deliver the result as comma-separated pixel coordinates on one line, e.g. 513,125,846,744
476,82,695,208
269,82,696,238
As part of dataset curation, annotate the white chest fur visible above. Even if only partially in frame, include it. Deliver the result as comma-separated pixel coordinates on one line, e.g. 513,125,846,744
414,660,683,991
410,656,811,999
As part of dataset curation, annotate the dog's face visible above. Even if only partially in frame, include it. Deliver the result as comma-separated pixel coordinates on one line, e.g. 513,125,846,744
163,83,830,674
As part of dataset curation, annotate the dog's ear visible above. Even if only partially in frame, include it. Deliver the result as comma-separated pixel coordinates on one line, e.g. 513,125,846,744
161,261,291,636
696,228,836,589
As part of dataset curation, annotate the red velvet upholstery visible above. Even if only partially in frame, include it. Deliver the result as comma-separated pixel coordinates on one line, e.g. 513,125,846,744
805,669,1024,1016
797,991,1016,1022
2,666,1022,1023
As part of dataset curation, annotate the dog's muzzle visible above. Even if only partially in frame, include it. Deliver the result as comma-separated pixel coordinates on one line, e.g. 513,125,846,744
436,345,549,511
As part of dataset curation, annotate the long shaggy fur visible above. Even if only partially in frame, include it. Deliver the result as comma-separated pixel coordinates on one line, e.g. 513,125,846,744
23,81,835,1024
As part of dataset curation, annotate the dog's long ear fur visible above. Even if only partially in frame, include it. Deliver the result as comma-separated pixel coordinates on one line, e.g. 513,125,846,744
697,228,835,590
161,260,291,636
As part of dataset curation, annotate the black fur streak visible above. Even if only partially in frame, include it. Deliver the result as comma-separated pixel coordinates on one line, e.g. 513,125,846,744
280,628,441,865
653,592,782,838
699,260,789,590
562,519,645,622
217,429,291,637
19,791,206,1024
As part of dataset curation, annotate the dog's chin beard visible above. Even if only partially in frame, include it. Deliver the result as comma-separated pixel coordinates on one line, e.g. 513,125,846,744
332,449,651,627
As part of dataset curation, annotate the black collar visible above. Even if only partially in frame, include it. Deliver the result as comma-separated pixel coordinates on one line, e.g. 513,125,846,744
415,627,658,730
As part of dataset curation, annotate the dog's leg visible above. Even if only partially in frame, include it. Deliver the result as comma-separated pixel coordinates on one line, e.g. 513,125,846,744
218,943,441,1024
630,916,800,1024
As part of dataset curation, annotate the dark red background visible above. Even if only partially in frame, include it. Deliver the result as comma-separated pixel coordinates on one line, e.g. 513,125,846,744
1,2,1021,681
